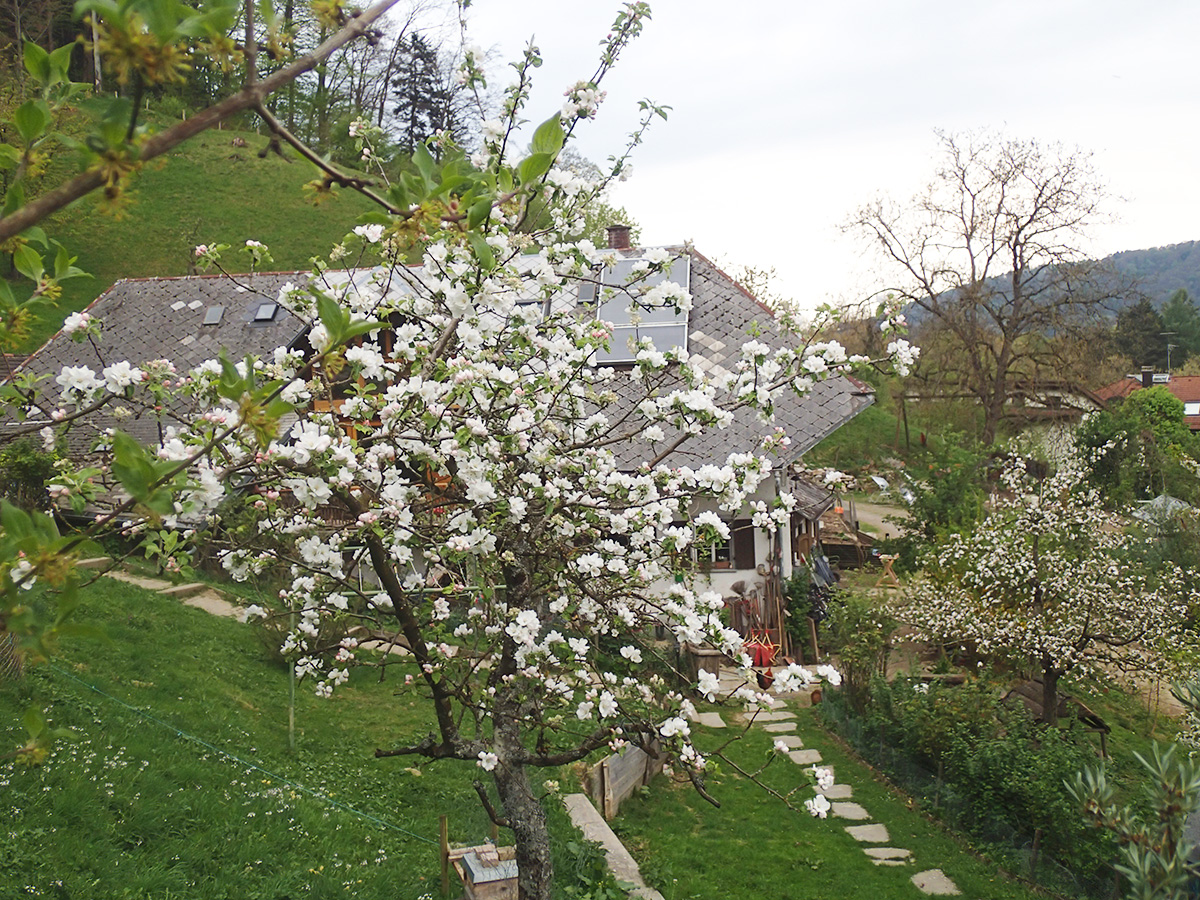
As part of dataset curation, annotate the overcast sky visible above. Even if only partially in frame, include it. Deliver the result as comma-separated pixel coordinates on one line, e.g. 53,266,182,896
455,1,1200,310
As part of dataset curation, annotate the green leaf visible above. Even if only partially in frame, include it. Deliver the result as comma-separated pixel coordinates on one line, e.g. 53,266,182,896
52,241,90,281
430,174,470,198
386,181,410,211
315,292,346,347
467,198,493,230
468,232,496,272
413,141,436,190
355,210,394,227
215,352,246,401
110,437,151,501
47,44,74,85
13,99,51,145
22,706,46,739
342,318,383,342
530,114,565,156
517,152,554,185
12,244,43,283
0,144,21,171
22,226,48,248
23,41,50,85
2,182,24,217
2,500,34,539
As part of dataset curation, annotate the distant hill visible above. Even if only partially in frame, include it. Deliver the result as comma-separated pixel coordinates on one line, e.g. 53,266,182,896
1107,241,1200,304
899,240,1200,329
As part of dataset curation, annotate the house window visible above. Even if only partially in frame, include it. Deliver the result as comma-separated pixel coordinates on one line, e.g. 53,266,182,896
1185,401,1200,416
685,518,755,570
698,535,733,569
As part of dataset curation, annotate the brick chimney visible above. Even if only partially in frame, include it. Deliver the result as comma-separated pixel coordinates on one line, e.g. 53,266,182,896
605,224,632,250
1141,366,1154,388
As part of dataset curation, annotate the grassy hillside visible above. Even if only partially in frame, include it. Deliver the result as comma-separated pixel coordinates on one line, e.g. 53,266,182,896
0,577,613,899
22,125,379,350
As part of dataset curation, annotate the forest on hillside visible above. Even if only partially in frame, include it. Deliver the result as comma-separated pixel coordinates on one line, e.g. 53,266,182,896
1109,241,1200,304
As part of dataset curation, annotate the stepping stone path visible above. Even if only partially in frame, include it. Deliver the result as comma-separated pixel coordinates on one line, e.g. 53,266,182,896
101,564,244,619
708,678,960,896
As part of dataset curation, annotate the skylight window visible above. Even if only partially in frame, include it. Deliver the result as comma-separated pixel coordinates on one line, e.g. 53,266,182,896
202,305,225,326
588,255,691,365
253,302,279,322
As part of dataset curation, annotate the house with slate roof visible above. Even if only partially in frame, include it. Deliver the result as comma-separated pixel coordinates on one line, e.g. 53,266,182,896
12,239,872,654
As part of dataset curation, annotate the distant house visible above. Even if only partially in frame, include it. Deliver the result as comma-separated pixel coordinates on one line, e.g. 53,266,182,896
1096,368,1200,431
12,237,875,653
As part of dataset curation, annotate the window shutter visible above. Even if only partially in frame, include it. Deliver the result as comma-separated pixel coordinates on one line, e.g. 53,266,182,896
732,520,755,569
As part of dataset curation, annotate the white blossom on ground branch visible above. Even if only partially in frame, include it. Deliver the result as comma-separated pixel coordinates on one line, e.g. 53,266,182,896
0,6,909,898
900,460,1200,725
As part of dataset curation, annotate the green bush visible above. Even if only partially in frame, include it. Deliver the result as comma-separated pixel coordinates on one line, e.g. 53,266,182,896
1077,389,1200,506
824,593,894,714
825,676,1117,892
0,438,58,510
880,434,987,572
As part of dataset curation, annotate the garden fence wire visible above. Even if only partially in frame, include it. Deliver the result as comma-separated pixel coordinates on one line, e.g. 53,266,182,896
0,632,22,682
821,698,1123,900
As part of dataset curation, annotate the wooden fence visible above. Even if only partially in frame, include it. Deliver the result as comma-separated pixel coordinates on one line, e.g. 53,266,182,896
586,741,664,820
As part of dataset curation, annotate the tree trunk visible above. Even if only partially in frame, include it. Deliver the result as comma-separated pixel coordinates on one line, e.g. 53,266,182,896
1041,659,1060,727
493,757,553,900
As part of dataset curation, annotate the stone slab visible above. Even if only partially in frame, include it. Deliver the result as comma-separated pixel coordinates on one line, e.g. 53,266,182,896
159,582,209,598
772,734,805,749
874,859,909,867
692,712,726,728
911,869,960,895
183,592,241,618
105,571,172,591
564,794,664,900
822,783,853,800
865,848,911,861
77,557,112,570
761,722,797,733
786,749,823,766
747,709,795,722
845,823,890,843
832,801,870,820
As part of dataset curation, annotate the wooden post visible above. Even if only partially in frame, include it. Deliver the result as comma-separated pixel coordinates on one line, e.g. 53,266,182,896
491,821,499,844
439,814,449,897
807,617,820,664
1030,827,1042,877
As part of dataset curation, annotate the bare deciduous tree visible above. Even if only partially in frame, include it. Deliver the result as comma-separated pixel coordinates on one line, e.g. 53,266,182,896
848,130,1124,444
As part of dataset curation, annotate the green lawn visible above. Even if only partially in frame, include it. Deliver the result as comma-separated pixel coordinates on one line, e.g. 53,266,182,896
612,709,1047,900
0,577,528,899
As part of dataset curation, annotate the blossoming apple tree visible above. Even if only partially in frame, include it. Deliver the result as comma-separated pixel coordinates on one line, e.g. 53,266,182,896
902,461,1198,725
0,4,918,897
